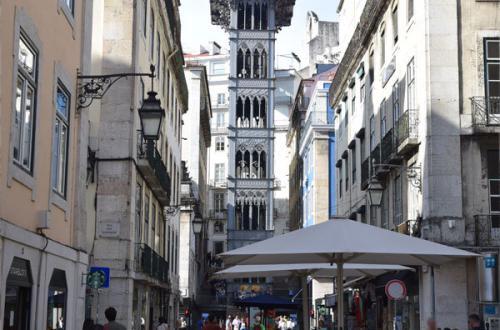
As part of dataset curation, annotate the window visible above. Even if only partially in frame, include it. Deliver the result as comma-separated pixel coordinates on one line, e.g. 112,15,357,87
369,115,375,151
64,0,74,15
484,39,500,100
407,0,414,22
380,27,386,66
152,202,156,244
352,145,357,185
407,58,416,109
144,193,150,245
488,150,500,227
149,9,155,59
47,269,67,330
381,188,389,228
162,54,166,97
345,156,349,191
216,112,225,128
217,93,226,105
344,102,349,128
214,241,224,255
339,164,343,199
369,48,375,85
392,81,400,125
394,175,403,226
214,221,224,233
214,192,225,211
135,182,142,244
13,34,38,173
380,99,387,136
157,33,161,78
215,163,225,183
51,84,70,196
392,6,399,44
360,84,365,103
212,62,226,75
215,136,225,151
142,0,148,37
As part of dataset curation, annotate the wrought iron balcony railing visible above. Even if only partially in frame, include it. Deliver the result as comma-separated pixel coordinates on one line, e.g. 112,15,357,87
381,128,394,164
209,209,228,219
135,243,169,284
395,109,419,154
137,132,171,206
471,97,500,126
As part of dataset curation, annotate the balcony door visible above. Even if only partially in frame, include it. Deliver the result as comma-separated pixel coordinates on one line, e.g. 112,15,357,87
488,150,500,234
484,38,500,123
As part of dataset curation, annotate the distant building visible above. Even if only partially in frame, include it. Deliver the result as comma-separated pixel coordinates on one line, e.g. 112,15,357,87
180,63,212,324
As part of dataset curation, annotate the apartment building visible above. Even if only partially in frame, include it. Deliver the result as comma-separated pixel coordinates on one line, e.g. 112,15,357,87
0,0,89,329
331,0,500,328
85,0,187,328
179,63,212,322
184,45,230,315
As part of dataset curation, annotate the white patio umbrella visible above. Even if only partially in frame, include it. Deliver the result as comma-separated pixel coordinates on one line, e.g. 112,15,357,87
214,263,413,279
219,219,478,329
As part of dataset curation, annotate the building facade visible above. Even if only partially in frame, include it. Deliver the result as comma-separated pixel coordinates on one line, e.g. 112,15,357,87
85,0,187,328
0,0,90,329
331,0,500,328
184,45,231,316
180,63,212,323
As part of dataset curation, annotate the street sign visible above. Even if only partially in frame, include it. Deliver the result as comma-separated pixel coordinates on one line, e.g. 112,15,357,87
88,267,110,289
385,279,407,300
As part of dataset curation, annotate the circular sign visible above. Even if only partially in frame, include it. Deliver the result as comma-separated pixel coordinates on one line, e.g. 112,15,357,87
87,270,106,289
385,279,407,300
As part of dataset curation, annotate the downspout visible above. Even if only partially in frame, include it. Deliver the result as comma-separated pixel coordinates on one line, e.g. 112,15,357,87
35,232,49,329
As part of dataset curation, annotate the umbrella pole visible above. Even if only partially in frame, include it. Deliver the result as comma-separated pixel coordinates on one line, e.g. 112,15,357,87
302,276,310,330
336,261,344,330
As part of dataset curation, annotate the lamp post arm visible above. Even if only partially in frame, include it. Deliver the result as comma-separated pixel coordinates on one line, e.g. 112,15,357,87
77,67,155,110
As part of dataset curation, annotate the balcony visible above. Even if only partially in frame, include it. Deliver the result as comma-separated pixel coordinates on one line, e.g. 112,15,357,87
137,134,171,206
361,157,370,190
473,214,500,246
471,96,500,127
211,124,228,134
299,111,334,147
135,244,169,284
395,109,419,155
381,128,401,164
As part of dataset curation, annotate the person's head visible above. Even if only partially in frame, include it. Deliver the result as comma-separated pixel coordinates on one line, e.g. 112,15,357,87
228,315,232,320
468,314,481,327
158,317,165,324
104,307,117,322
427,319,437,330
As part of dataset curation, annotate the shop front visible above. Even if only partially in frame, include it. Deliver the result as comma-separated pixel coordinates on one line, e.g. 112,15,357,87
3,257,33,330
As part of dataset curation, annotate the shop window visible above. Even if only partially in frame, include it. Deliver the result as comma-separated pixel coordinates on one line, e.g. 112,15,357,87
4,257,32,330
47,269,67,330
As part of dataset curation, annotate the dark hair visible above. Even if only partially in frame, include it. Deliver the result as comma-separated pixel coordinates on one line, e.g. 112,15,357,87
94,325,104,330
159,317,166,323
208,315,216,322
105,307,117,321
469,314,481,322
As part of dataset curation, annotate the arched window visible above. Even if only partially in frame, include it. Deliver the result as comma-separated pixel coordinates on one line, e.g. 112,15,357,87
244,97,251,127
237,2,245,29
261,3,268,30
259,98,267,128
236,97,244,127
47,269,67,330
245,2,252,29
252,151,259,178
244,49,251,78
261,50,267,78
259,151,267,178
253,2,262,30
236,150,244,178
252,97,260,127
237,49,244,77
214,221,224,233
253,49,260,79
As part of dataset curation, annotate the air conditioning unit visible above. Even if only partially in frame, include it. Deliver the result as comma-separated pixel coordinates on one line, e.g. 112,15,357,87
38,210,51,230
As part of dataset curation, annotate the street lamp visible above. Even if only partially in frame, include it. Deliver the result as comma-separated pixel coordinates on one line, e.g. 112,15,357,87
367,177,384,207
192,218,203,235
139,90,164,141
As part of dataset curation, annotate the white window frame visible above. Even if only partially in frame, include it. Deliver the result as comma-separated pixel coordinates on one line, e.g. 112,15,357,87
215,163,225,183
51,83,70,197
215,136,225,151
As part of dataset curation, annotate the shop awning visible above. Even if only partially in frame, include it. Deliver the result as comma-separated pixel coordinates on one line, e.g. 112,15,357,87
235,294,299,309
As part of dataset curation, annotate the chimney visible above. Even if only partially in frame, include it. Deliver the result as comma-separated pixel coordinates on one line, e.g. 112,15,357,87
211,41,221,55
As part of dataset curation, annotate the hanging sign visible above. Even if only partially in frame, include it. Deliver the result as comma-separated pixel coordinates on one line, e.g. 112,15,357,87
385,279,407,300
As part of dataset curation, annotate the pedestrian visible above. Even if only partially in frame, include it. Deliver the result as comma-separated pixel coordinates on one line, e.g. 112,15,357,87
253,315,265,330
226,315,233,330
203,314,223,330
278,316,287,330
286,316,295,330
179,316,188,329
240,319,246,330
103,307,126,330
157,317,169,330
83,319,95,330
468,314,484,330
426,319,437,330
232,315,242,330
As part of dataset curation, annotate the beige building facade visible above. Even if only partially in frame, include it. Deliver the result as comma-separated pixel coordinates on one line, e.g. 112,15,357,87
0,0,90,329
332,0,500,328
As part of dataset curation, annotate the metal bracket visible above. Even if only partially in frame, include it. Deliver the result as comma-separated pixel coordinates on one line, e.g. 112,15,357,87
77,65,155,110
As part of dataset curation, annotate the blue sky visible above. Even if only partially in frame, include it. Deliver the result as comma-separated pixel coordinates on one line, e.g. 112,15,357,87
180,0,339,62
